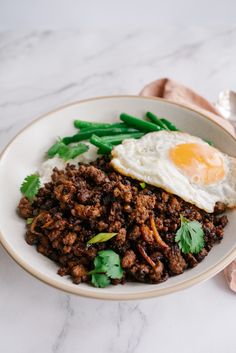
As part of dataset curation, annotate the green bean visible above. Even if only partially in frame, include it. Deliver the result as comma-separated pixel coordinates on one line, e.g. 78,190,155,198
146,112,168,130
120,113,162,132
90,135,112,154
160,118,179,131
74,120,111,129
101,132,144,145
62,127,137,145
74,120,129,130
80,123,132,133
97,148,105,155
47,139,64,158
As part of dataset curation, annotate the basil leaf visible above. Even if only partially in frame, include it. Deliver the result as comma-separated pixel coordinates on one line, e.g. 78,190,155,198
88,233,118,244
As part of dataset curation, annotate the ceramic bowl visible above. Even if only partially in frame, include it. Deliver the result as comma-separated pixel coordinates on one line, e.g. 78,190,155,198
0,96,235,300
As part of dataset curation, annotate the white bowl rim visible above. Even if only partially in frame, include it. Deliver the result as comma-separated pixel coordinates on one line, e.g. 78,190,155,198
1,95,236,300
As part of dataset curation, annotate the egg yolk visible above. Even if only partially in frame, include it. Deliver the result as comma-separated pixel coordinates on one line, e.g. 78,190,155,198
169,143,225,185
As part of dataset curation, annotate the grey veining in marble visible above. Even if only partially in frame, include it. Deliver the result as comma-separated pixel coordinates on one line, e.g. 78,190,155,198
0,28,236,353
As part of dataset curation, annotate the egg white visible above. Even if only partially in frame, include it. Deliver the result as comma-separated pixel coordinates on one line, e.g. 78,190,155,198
111,131,236,213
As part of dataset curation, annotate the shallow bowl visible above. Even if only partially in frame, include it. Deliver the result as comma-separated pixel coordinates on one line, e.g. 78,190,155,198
0,95,236,300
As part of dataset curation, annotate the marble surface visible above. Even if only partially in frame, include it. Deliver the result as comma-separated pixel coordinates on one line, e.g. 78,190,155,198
1,0,236,29
0,28,236,353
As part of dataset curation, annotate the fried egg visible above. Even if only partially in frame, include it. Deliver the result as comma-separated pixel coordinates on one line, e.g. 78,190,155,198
111,131,236,212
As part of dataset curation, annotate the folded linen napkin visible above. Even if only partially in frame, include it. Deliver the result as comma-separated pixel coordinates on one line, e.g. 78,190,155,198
140,78,236,292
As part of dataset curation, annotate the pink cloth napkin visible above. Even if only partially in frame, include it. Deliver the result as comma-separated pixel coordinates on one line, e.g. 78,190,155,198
140,78,236,292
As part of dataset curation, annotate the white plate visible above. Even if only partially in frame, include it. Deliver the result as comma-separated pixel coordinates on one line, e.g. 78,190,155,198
0,95,236,300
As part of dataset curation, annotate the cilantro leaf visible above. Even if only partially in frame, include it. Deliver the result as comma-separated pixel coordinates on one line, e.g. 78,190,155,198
91,273,111,288
97,250,123,279
106,264,123,279
94,256,104,269
88,232,118,244
90,256,108,274
20,174,40,201
140,182,146,189
90,250,124,288
186,220,205,253
175,215,205,254
98,250,121,267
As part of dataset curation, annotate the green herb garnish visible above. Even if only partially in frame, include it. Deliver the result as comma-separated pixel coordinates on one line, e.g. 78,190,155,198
140,182,146,189
175,215,205,254
47,140,89,161
88,232,118,244
26,217,33,225
20,174,40,201
47,139,65,158
91,273,111,288
59,143,89,161
90,250,123,288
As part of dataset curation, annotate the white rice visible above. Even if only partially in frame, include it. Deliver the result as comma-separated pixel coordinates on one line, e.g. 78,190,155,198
39,143,99,184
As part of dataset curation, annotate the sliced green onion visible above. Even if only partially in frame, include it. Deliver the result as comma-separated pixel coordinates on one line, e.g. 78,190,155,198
88,232,118,244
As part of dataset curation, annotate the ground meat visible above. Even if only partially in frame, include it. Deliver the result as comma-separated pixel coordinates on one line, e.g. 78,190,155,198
129,262,151,282
195,248,208,262
214,202,227,215
78,165,108,185
54,180,76,203
122,250,136,268
149,261,165,283
18,155,228,286
18,197,33,218
25,230,38,245
72,204,103,219
116,228,127,244
184,253,198,268
166,246,187,275
140,224,154,244
215,215,228,227
113,181,133,202
63,232,77,245
130,194,156,224
70,264,87,278
128,225,141,241
168,196,181,214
